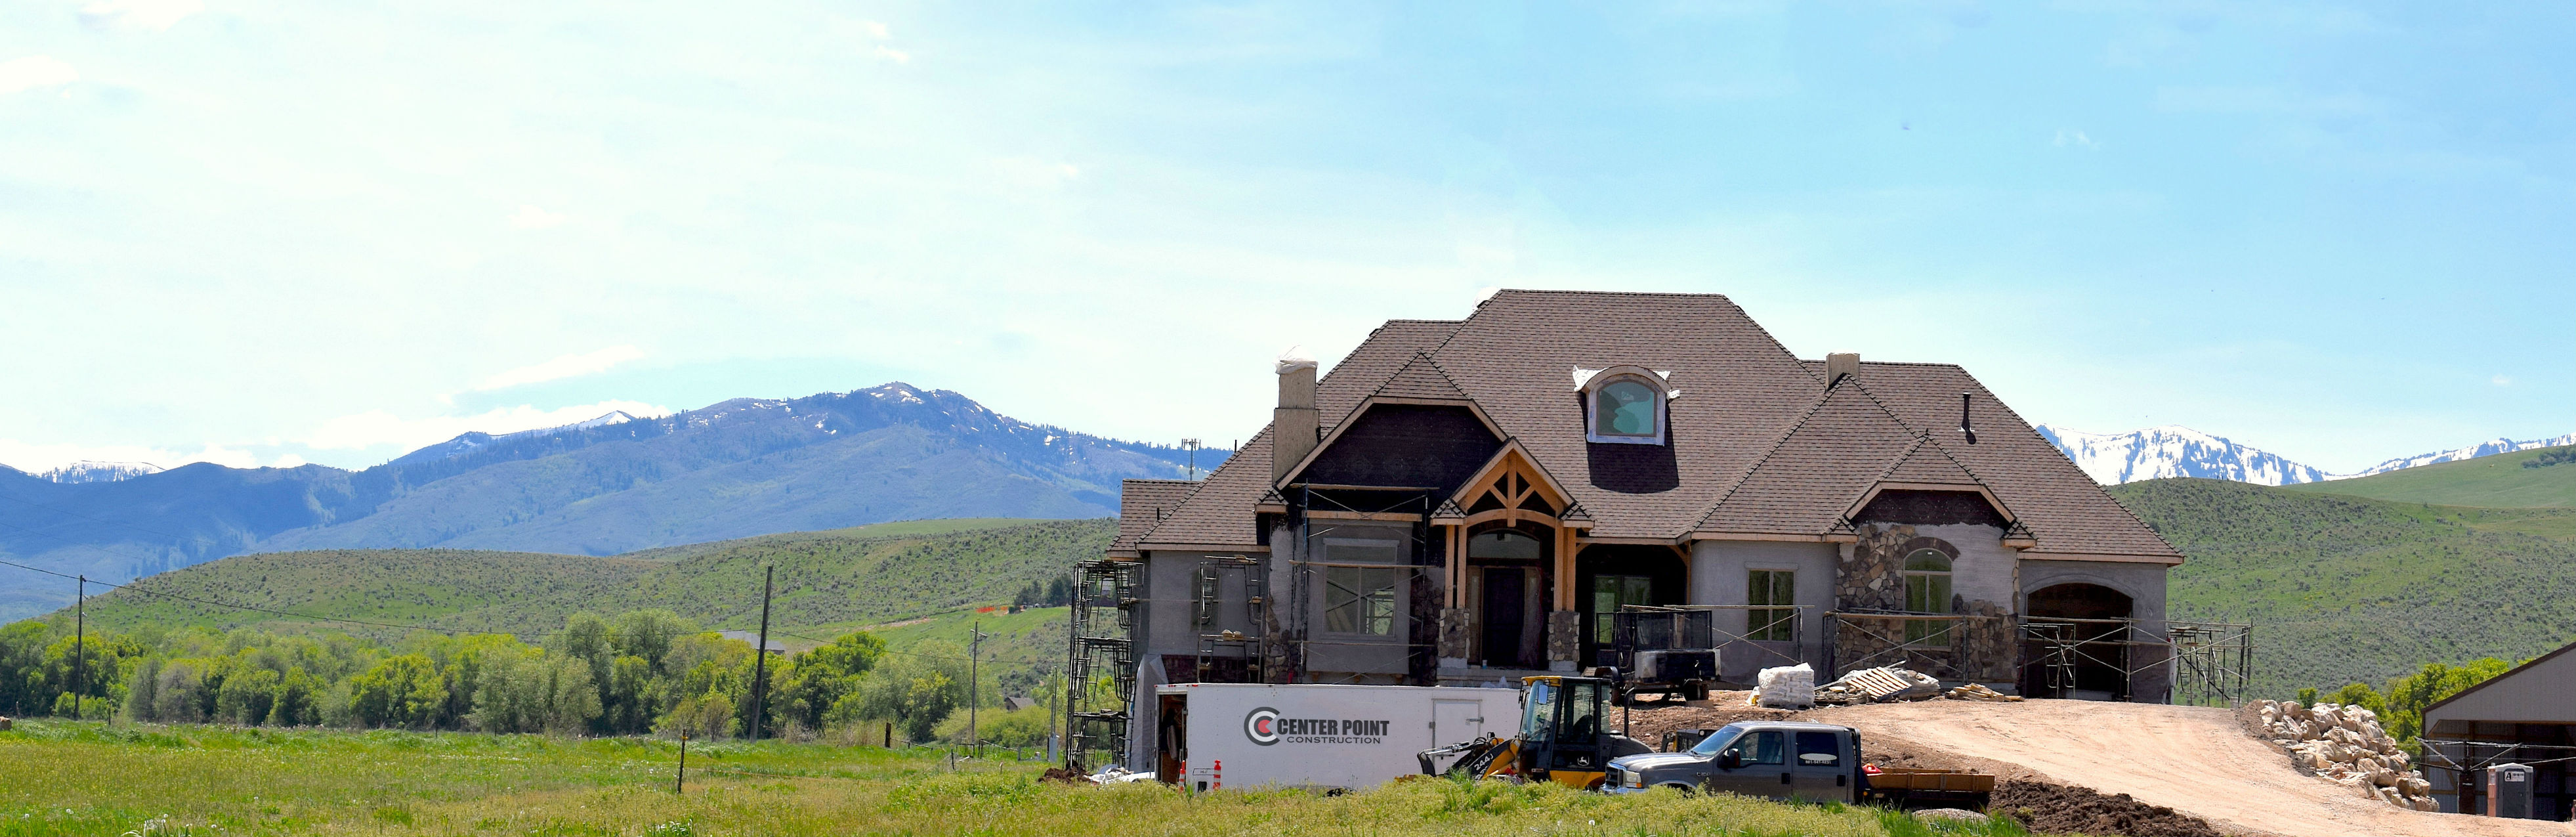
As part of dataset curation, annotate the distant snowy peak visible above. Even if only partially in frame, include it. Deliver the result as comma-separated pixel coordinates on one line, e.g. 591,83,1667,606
35,460,166,484
2036,425,2330,486
2341,432,2576,479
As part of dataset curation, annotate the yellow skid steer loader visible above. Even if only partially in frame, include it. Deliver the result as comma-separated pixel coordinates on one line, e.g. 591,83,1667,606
1418,674,1652,790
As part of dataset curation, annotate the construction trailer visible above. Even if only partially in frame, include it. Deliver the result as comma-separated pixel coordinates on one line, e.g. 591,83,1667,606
2419,639,2576,819
1152,683,1521,791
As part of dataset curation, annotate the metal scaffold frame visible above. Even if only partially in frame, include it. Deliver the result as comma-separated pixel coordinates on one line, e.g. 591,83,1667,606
1065,558,1140,771
1819,612,2252,705
1192,553,1267,684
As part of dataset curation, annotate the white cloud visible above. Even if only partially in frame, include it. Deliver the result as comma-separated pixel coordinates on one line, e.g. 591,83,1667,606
476,345,647,391
854,20,891,40
2054,129,2099,149
2493,374,2512,387
79,0,202,31
303,400,672,452
509,204,567,230
0,56,79,95
0,439,272,474
872,47,913,64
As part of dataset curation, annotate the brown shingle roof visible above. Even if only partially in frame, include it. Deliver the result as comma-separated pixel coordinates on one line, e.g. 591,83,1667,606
1123,292,2179,565
1878,434,1984,488
1110,479,1199,554
1427,291,1821,538
1810,360,2182,562
1695,378,1918,536
1368,353,1471,401
1135,320,1462,549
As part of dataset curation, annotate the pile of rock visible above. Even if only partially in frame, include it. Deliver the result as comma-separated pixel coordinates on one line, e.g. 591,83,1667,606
2249,699,2438,811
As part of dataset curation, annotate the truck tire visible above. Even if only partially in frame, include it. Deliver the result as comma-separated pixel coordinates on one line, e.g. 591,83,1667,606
1683,681,1710,702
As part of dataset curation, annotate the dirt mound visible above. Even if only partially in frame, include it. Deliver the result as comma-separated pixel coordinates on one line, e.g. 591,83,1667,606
1615,691,1796,745
1038,767,1091,784
1993,779,2224,837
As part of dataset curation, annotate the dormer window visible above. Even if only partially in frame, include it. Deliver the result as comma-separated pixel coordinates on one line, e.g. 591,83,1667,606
1574,366,1673,445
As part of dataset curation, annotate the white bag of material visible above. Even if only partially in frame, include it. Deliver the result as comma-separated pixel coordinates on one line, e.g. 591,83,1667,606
1755,663,1815,708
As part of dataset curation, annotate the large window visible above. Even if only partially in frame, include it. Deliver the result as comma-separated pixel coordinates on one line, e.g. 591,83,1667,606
1902,549,1953,647
1592,574,1653,643
1593,380,1660,437
1324,566,1399,635
1747,569,1795,641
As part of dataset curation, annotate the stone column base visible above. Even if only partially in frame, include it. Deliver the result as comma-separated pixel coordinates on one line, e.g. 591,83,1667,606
1437,607,1473,660
1546,609,1582,666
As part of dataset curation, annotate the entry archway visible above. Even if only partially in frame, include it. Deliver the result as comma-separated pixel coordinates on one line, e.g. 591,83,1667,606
2022,583,2134,700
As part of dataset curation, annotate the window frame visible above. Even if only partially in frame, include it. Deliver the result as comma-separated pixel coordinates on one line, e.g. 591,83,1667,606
1582,373,1668,446
1901,549,1954,647
1746,569,1796,642
1322,565,1401,637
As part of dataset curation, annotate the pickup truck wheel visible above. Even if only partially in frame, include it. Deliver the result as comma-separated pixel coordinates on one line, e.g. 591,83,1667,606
1683,681,1710,702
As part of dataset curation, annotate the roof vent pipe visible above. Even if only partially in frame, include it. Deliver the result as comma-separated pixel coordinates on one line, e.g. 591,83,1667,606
1273,347,1320,483
1825,352,1860,387
1959,392,1977,444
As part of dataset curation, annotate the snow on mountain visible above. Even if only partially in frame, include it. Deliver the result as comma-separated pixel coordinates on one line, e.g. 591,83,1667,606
2035,425,2331,486
35,460,166,484
389,410,644,465
2338,432,2576,479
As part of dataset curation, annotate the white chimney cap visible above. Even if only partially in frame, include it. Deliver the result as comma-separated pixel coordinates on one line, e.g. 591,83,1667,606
1276,345,1317,374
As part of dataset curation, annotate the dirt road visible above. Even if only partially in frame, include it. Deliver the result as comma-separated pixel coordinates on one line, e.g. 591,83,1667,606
1806,699,2574,837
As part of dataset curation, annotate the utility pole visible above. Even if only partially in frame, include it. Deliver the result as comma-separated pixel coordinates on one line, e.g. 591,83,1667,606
1061,608,1078,770
749,565,774,741
71,575,84,719
967,622,989,757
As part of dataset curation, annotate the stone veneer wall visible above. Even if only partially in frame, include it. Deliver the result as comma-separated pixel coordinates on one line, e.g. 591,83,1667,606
1834,523,2017,682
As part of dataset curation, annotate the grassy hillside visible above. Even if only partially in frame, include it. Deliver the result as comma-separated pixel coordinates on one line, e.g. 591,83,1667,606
2280,444,2576,507
59,518,1113,643
2111,478,2576,697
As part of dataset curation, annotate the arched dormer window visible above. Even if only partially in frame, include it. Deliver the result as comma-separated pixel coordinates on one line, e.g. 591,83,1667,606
1574,366,1672,445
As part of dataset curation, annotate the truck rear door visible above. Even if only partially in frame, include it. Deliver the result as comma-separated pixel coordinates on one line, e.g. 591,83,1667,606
1788,730,1851,802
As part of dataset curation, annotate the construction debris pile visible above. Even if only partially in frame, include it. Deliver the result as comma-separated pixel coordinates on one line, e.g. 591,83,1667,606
2249,699,2437,811
1814,666,1943,704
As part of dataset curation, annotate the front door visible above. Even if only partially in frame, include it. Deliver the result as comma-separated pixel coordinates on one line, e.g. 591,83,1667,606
1480,568,1526,668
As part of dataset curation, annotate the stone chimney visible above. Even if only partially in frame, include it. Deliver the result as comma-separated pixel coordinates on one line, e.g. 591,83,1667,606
1273,347,1320,483
1825,352,1860,387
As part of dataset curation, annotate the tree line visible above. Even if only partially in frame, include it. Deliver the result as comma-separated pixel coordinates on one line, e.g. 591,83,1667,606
2300,656,2518,748
0,609,1057,746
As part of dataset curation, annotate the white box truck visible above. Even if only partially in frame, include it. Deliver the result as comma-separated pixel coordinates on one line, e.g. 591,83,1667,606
1152,683,1521,792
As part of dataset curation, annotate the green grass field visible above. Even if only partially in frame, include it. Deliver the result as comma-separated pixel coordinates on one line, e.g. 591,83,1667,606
2280,444,2576,507
0,719,2023,837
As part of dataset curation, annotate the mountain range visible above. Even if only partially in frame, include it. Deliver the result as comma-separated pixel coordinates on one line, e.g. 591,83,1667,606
0,383,1223,620
2037,424,2576,486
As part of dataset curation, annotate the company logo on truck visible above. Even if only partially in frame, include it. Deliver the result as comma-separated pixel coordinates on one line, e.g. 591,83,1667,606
1243,706,1391,746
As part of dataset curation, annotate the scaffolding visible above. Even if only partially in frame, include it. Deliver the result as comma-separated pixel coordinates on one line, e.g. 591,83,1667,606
1191,553,1268,684
1065,558,1140,771
1819,612,2252,705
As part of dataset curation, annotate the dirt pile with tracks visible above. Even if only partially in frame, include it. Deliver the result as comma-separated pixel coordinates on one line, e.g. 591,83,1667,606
1991,779,2224,837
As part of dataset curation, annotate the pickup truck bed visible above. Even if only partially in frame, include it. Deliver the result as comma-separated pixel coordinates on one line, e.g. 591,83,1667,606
1862,767,1995,810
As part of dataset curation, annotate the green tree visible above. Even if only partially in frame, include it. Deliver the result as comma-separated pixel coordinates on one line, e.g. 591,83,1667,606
2382,658,2515,746
777,631,883,731
348,654,448,729
843,642,966,742
216,667,281,725
269,667,324,727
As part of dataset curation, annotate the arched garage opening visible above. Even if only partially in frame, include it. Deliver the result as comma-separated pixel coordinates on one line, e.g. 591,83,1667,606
2021,583,2134,700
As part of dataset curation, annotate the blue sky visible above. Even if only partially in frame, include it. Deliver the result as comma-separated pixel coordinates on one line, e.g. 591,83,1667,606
1,1,2570,475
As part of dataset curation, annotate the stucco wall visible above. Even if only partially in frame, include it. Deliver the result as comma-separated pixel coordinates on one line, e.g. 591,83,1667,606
2018,559,2172,700
1688,539,1837,683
